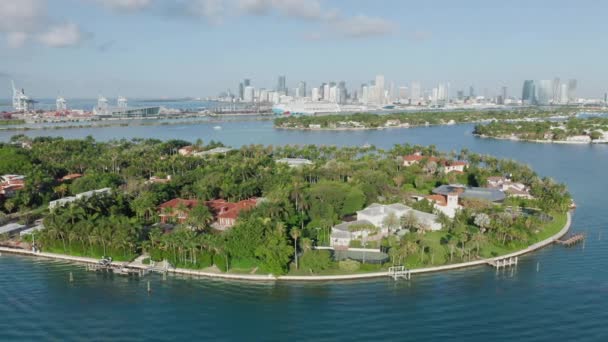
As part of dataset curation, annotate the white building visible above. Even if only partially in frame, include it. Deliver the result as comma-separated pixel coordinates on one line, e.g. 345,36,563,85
49,188,112,210
276,158,313,167
56,97,67,111
117,96,128,108
425,192,462,218
375,75,385,105
244,86,255,103
330,203,442,248
311,87,320,101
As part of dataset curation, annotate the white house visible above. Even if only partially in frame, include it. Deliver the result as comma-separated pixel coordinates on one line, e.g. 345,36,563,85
425,192,462,218
486,176,533,199
443,161,468,174
49,188,111,210
276,158,313,168
330,203,442,248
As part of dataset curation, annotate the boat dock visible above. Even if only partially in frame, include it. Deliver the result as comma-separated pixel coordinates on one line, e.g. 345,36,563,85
487,256,518,269
556,233,585,247
388,266,411,280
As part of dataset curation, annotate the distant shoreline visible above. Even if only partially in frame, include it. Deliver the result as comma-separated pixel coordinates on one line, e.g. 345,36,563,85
0,116,273,132
474,134,608,145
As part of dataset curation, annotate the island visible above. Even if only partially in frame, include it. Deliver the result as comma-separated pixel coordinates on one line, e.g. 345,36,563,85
0,136,572,279
274,108,577,130
473,116,608,144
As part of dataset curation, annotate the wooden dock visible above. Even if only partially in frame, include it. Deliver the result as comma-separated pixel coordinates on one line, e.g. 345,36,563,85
556,233,585,247
487,256,518,269
388,266,411,280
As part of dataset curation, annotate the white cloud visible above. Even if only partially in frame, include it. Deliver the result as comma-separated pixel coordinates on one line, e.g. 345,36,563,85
92,0,152,11
1,0,85,48
6,32,29,48
38,23,85,48
0,0,47,33
334,15,397,38
238,0,335,21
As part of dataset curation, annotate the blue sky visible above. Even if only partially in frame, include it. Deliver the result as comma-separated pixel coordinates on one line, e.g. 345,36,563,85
1,0,607,98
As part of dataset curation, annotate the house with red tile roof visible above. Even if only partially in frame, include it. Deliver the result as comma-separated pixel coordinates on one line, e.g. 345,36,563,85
425,191,462,218
0,175,25,198
157,197,259,228
402,152,439,167
158,199,200,224
443,160,468,174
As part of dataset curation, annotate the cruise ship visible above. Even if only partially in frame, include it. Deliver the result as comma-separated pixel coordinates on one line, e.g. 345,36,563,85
272,100,368,116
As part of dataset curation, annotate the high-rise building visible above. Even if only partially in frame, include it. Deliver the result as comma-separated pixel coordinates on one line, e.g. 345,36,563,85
244,86,255,103
238,82,244,101
469,86,475,98
329,86,337,103
410,82,422,104
567,79,577,103
338,81,347,104
375,75,385,105
323,83,330,101
296,81,306,98
501,86,508,102
560,83,569,104
536,80,553,105
522,80,536,105
552,78,561,104
277,76,287,95
311,87,320,101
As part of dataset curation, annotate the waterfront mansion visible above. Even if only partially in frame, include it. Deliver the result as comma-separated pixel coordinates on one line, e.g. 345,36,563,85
330,203,441,248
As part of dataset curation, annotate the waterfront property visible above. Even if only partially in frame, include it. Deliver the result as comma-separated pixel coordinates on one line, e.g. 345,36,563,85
432,184,506,203
158,197,259,228
402,152,468,174
0,174,25,199
486,176,534,199
48,188,112,210
331,203,441,248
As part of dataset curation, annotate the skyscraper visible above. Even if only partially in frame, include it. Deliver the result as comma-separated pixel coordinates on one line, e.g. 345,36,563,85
244,86,255,103
552,78,561,104
469,86,475,98
410,81,421,104
567,79,577,103
238,82,244,101
375,75,385,105
277,76,287,95
501,86,508,101
536,80,553,105
522,80,536,105
560,83,569,104
296,81,306,98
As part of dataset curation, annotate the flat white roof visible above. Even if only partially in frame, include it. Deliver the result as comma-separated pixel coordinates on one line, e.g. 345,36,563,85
0,223,26,235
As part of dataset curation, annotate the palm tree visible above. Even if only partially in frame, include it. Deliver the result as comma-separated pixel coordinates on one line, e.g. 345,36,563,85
290,228,301,270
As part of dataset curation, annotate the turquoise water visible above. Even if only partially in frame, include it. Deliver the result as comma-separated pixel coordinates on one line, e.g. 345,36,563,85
1,122,606,341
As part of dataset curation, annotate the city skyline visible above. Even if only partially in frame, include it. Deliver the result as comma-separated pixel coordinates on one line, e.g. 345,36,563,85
1,0,607,98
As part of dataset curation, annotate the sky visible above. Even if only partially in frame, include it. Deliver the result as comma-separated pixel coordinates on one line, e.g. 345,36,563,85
1,0,607,99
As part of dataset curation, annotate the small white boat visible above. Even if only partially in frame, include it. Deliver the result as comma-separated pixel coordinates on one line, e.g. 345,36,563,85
213,126,222,130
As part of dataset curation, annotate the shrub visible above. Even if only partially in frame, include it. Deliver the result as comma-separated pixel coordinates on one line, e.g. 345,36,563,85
338,259,361,272
300,250,332,273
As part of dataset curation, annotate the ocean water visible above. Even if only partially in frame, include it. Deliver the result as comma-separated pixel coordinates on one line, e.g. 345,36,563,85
0,122,606,341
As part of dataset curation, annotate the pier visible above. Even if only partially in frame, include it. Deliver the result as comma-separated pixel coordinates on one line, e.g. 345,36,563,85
556,233,585,247
487,256,518,269
388,266,411,280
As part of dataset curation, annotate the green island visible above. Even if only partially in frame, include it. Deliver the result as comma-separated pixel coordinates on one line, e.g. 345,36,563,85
0,135,571,277
274,108,577,130
473,116,608,144
0,119,26,126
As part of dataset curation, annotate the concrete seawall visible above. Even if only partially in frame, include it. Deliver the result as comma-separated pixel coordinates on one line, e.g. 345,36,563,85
0,212,572,282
